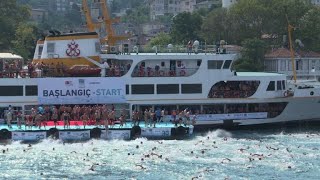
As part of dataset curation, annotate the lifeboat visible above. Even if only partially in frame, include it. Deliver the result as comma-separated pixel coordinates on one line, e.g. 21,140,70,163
65,65,101,77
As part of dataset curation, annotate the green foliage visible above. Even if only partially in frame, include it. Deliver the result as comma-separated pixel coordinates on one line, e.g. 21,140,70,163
0,1,31,51
233,38,267,72
12,23,38,59
201,0,315,47
170,12,203,44
147,32,172,47
298,7,320,52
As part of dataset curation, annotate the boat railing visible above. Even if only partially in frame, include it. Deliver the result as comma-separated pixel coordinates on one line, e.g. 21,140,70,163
131,67,199,77
102,44,232,55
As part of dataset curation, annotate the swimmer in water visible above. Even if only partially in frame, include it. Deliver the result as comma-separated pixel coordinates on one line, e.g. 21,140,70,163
135,164,146,170
221,158,231,163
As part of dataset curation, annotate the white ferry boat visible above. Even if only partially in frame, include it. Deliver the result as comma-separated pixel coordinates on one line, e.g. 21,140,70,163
1,31,320,131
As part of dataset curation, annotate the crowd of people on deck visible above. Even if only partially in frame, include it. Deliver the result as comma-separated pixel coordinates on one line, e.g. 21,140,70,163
208,81,260,98
3,102,287,129
0,60,23,78
133,61,190,77
0,59,133,78
4,104,128,129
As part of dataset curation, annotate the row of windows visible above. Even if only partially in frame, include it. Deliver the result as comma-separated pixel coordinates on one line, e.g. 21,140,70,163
130,84,202,95
0,84,201,96
267,80,286,91
0,86,37,96
208,60,232,69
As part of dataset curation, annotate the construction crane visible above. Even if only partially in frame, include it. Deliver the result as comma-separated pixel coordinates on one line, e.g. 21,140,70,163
286,15,297,83
82,0,100,32
82,0,130,46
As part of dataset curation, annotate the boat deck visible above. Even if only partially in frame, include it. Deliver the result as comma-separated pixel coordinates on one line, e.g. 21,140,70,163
0,121,190,131
0,121,194,141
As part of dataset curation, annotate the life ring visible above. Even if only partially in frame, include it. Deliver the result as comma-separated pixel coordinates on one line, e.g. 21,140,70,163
19,71,26,78
47,128,59,139
90,128,101,139
180,70,186,76
0,129,12,140
131,126,141,139
159,70,165,76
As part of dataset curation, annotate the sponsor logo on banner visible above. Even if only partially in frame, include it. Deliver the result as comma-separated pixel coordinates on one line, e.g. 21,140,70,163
38,78,126,104
12,131,46,141
59,131,90,141
141,128,171,137
100,130,130,140
163,112,268,122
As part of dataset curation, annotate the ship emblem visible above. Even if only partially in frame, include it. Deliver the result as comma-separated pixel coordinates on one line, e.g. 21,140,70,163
66,40,81,57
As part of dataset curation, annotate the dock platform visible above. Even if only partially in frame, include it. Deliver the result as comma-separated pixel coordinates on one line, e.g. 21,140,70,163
0,121,194,141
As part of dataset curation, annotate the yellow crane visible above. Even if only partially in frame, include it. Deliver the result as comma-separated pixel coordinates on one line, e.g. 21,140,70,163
82,0,130,46
82,0,101,32
286,15,297,83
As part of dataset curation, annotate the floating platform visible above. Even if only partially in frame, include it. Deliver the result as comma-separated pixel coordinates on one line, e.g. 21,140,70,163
0,121,193,141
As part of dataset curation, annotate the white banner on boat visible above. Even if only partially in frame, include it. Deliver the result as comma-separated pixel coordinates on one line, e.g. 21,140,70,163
163,112,268,121
12,131,46,141
38,77,126,104
100,130,131,140
141,128,171,137
59,130,90,141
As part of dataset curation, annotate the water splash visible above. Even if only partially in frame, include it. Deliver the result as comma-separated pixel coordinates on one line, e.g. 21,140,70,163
0,129,319,179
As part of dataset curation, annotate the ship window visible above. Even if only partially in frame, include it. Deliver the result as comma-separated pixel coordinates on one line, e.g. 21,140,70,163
0,86,23,96
157,84,179,94
126,84,129,95
267,81,275,91
181,84,202,94
25,86,38,96
208,60,223,69
197,60,202,66
95,42,101,53
38,46,43,56
47,43,55,53
223,60,232,69
161,62,165,67
132,84,154,94
282,80,286,90
277,81,282,90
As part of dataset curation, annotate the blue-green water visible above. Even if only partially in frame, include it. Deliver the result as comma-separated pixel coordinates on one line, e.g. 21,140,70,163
0,129,319,179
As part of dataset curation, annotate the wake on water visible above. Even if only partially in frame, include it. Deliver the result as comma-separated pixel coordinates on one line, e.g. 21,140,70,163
0,129,319,179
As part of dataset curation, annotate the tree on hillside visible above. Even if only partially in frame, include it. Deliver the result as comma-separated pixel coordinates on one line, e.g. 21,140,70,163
200,0,314,46
201,8,230,44
0,1,31,51
170,12,203,44
298,7,320,52
233,38,267,72
12,23,39,59
147,32,172,47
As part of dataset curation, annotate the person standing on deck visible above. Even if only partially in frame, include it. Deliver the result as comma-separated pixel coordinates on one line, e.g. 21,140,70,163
6,110,13,128
144,109,149,127
155,108,161,123
16,110,23,129
187,40,193,55
52,110,58,128
102,108,109,131
62,111,70,129
81,113,89,129
35,113,43,129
